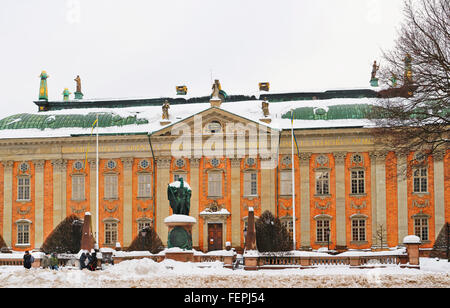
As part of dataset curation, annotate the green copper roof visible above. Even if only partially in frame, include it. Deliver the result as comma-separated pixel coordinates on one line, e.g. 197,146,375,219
282,104,372,120
0,112,149,131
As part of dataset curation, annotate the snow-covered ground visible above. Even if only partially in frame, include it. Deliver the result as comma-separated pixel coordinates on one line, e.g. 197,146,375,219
0,257,448,288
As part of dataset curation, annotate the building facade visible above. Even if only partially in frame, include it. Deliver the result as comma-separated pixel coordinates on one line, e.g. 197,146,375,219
0,88,448,253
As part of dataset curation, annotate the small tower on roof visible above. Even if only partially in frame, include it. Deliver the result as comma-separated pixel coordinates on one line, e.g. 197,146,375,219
39,71,49,101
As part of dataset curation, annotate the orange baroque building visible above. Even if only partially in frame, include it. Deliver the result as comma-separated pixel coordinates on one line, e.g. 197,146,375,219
0,84,448,253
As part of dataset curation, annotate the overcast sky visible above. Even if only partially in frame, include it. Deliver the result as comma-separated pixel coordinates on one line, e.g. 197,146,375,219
0,0,405,118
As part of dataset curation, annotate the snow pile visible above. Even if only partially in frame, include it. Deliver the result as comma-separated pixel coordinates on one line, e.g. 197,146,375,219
403,235,421,244
164,215,196,224
168,180,191,191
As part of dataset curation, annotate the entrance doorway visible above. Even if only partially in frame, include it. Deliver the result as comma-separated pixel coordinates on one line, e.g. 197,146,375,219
208,223,223,251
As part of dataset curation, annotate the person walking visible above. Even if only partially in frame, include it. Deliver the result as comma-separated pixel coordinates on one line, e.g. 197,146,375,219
88,251,97,271
49,253,59,270
79,252,87,270
23,251,33,269
41,253,50,269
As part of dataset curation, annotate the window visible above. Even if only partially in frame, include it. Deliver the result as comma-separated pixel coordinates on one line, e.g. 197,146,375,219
281,219,294,240
208,172,222,197
173,173,187,183
138,174,152,198
107,160,117,170
17,222,30,245
17,176,30,201
244,172,258,196
315,171,329,195
351,170,365,194
280,171,292,196
73,161,84,171
104,221,118,245
413,168,427,193
72,175,85,201
351,219,366,242
104,174,118,199
316,219,330,242
139,159,149,169
138,220,152,233
414,217,428,241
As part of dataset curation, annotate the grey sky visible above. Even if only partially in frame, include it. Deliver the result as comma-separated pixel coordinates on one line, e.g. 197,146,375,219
0,0,404,118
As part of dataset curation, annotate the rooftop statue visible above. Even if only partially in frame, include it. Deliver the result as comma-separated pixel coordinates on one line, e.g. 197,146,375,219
74,75,82,93
371,61,379,80
167,178,192,216
162,100,170,120
39,71,49,101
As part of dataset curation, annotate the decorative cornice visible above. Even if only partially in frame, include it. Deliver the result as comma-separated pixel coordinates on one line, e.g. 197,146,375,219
120,157,134,169
229,158,241,168
333,152,347,164
432,150,445,161
190,158,201,168
298,152,312,163
1,160,14,169
33,159,46,171
88,159,96,168
51,159,67,171
156,157,171,169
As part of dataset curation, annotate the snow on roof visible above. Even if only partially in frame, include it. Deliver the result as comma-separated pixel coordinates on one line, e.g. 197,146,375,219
0,96,379,140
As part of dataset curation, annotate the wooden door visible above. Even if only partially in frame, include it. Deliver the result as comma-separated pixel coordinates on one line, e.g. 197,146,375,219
208,223,223,251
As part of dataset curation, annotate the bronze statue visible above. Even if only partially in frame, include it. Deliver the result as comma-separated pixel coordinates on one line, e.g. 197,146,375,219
262,99,269,117
74,75,82,93
162,100,170,120
371,61,379,80
211,80,221,99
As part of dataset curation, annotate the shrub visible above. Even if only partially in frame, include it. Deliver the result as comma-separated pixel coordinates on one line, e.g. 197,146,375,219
41,215,83,254
127,226,163,254
255,211,292,252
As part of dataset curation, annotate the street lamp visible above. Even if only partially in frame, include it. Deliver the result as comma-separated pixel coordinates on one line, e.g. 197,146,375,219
243,226,247,247
326,227,330,251
140,228,148,251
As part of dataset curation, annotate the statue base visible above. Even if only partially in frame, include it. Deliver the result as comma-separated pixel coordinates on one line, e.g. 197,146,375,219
370,78,379,87
259,118,271,124
74,92,84,100
210,98,222,108
164,215,196,250
160,120,171,126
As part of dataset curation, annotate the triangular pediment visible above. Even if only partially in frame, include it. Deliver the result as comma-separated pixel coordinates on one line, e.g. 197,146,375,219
151,107,277,137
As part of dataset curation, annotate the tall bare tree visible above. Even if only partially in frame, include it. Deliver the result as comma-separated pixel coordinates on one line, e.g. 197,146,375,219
370,0,449,159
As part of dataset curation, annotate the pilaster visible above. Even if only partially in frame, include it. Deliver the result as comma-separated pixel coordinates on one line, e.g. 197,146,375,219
230,158,241,248
333,152,347,248
88,159,97,240
190,158,200,247
155,157,171,246
51,159,67,229
397,153,408,245
121,157,133,247
299,152,312,249
33,160,45,249
433,150,445,240
2,161,13,247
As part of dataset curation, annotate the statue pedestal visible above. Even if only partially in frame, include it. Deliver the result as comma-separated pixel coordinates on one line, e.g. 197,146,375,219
370,78,379,87
160,120,171,126
259,118,271,124
164,215,196,250
74,91,84,100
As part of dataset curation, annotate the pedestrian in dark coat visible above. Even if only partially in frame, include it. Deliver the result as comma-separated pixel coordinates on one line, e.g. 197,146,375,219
23,251,33,269
88,251,97,271
79,252,87,270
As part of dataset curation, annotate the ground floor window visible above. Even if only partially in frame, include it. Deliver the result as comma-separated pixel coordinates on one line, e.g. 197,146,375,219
316,219,330,243
137,219,152,233
17,222,30,245
281,219,294,240
351,218,366,242
104,221,118,245
414,216,429,241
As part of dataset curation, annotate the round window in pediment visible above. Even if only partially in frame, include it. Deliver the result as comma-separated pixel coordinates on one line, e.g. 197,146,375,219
206,121,222,134
107,160,117,170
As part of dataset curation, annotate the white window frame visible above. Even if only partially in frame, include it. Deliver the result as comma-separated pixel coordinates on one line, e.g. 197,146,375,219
351,169,365,194
414,216,429,241
17,176,31,201
316,219,330,243
137,173,152,198
16,221,31,245
72,175,85,201
104,174,118,199
351,218,366,242
413,167,428,193
208,171,222,198
243,171,258,197
104,220,118,245
280,170,292,196
315,171,330,195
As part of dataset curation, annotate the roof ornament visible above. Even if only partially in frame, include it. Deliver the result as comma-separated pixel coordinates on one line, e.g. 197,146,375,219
259,98,271,124
370,60,379,87
39,71,49,101
62,88,71,101
160,100,171,126
210,79,227,107
74,75,84,100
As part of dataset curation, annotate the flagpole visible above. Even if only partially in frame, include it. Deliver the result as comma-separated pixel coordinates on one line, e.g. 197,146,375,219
291,109,296,251
96,113,99,246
